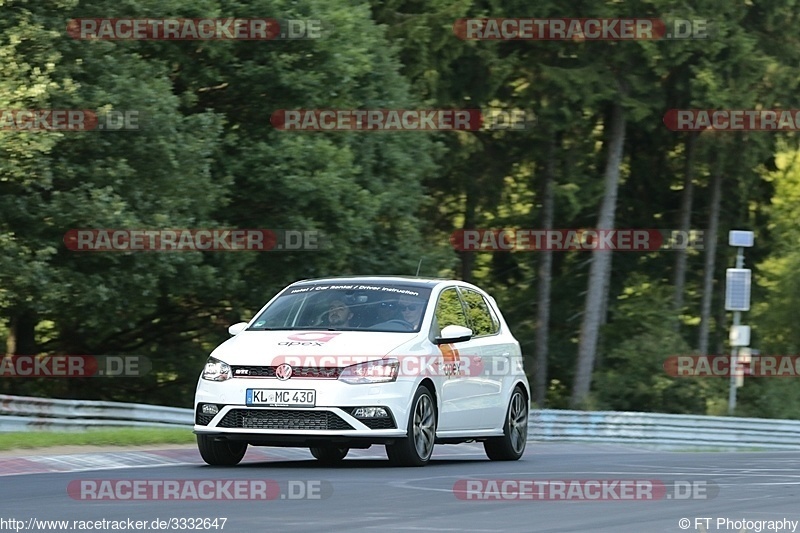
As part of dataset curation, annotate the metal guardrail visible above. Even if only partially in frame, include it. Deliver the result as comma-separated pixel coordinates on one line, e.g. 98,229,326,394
530,409,800,450
0,394,192,432
3,395,800,450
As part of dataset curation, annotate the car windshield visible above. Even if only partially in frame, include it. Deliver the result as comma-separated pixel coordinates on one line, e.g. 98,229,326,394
247,281,432,333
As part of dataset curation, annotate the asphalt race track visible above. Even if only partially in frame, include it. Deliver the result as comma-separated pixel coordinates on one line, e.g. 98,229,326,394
2,443,800,533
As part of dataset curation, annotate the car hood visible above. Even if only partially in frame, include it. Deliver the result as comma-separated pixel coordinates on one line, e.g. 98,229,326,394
209,330,417,366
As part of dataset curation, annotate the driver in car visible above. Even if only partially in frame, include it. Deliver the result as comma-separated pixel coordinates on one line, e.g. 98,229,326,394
397,295,424,328
370,296,424,330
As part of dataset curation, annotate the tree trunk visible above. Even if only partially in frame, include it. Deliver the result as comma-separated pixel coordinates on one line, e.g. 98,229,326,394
595,256,614,370
6,310,37,356
570,101,626,408
533,135,557,406
673,132,698,329
460,173,477,282
698,152,723,355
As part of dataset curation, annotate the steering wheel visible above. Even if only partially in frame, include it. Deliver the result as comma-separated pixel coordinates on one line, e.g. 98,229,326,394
379,319,415,331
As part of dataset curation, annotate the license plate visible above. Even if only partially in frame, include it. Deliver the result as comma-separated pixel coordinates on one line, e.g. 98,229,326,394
246,389,316,407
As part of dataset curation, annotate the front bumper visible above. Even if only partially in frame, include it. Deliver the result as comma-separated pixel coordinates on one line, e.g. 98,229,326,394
194,375,416,444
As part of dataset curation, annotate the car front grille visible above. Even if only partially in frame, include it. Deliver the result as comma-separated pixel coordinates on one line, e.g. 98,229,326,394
218,409,354,430
231,366,342,379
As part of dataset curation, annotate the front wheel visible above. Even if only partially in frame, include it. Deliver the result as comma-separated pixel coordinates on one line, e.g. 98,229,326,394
197,435,247,466
386,385,436,466
484,386,528,461
309,446,349,464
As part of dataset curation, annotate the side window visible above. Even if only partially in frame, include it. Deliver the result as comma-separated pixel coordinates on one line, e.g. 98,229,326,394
461,289,499,336
433,288,469,336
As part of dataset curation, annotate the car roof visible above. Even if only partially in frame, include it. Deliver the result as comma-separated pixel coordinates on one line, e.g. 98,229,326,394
288,275,468,289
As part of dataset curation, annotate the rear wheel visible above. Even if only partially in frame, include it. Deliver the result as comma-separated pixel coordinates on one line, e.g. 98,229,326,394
197,435,247,466
484,386,528,461
309,446,349,464
386,385,436,466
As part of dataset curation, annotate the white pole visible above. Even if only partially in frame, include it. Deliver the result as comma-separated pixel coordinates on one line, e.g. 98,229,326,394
728,247,744,415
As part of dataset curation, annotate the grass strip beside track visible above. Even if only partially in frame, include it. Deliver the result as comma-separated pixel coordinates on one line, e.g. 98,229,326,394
0,428,194,451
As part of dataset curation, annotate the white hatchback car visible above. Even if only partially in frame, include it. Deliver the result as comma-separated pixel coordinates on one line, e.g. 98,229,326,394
194,276,529,466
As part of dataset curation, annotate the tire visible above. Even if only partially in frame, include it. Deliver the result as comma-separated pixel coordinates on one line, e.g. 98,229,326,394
386,385,436,466
484,386,528,461
197,435,247,466
309,446,349,464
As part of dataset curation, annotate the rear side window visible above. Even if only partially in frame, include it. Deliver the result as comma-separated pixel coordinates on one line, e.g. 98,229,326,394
461,289,499,336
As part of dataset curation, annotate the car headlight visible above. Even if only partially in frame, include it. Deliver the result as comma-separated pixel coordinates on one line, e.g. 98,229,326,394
338,358,399,384
202,357,232,381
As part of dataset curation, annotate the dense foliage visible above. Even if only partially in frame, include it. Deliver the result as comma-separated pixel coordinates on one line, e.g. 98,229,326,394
2,0,799,416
